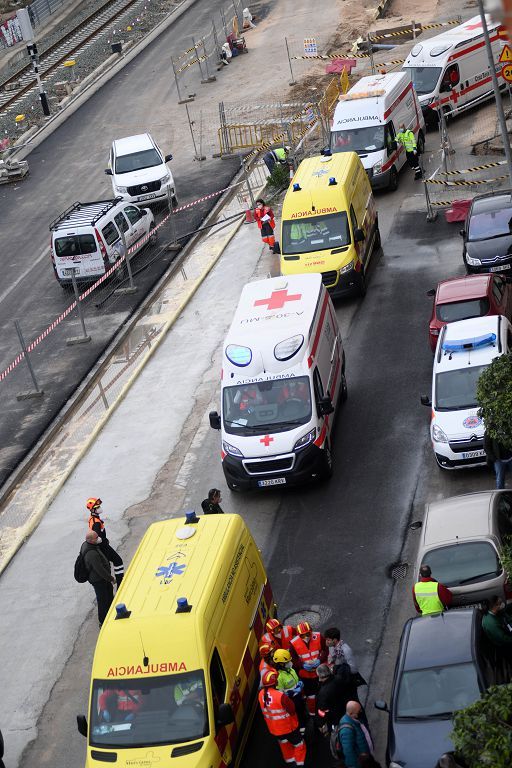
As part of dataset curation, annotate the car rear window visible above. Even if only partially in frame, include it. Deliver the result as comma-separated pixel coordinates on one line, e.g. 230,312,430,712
54,234,97,257
102,221,120,246
397,662,480,718
422,541,501,587
436,298,490,323
468,207,512,241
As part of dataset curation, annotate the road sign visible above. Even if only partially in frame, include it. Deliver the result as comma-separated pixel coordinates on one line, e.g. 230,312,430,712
502,63,512,82
499,44,512,63
303,37,318,56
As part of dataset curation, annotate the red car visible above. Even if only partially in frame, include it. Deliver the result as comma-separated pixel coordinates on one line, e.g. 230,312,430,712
428,274,512,352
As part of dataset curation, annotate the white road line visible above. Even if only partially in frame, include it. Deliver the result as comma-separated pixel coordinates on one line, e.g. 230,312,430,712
0,247,49,305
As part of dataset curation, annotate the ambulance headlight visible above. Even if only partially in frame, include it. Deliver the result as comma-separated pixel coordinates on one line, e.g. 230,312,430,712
373,161,382,175
274,334,304,361
223,440,243,457
293,428,316,451
431,423,448,443
226,344,252,366
465,253,481,267
339,260,354,275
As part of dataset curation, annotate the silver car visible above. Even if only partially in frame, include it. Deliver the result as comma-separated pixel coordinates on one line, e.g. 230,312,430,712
415,491,512,606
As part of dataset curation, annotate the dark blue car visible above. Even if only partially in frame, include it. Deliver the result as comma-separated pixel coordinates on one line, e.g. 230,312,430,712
375,608,507,767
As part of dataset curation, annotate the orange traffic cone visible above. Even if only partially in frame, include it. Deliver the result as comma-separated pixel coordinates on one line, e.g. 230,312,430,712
244,198,254,224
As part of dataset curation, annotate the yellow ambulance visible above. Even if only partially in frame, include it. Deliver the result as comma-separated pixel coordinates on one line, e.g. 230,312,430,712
77,513,274,767
280,151,380,297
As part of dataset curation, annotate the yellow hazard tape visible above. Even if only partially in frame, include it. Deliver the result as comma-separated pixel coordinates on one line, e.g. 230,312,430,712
438,160,506,176
426,174,508,186
177,54,207,73
291,53,405,67
370,18,460,41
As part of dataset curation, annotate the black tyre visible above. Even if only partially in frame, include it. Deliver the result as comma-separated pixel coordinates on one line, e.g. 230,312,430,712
417,132,425,155
388,166,399,191
227,479,241,492
321,442,333,479
172,195,179,209
358,269,367,297
149,226,158,245
373,226,381,251
0,727,4,758
340,371,348,403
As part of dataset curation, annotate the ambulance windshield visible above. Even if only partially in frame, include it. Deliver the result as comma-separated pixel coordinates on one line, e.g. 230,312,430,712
90,671,208,748
282,212,350,255
331,125,385,153
223,376,312,435
404,66,442,95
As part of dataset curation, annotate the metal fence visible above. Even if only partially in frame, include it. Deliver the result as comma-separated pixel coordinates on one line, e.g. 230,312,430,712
28,0,68,28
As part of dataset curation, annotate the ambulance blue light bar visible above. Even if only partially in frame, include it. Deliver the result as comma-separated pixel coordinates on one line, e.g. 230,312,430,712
442,332,496,352
226,344,252,366
293,183,301,191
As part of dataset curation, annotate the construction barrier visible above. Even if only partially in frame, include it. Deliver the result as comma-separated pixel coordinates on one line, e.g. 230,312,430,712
424,174,509,186
368,18,461,41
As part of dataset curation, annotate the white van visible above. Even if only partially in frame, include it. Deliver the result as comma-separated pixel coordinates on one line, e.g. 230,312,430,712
403,15,506,127
209,273,346,491
49,198,156,286
106,133,177,207
330,72,425,191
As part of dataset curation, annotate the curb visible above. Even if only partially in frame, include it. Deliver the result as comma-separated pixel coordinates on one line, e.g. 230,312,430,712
11,0,202,162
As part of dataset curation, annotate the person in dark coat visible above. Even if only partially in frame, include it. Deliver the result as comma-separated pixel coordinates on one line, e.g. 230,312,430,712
81,530,116,626
484,432,512,489
201,489,224,514
315,664,354,734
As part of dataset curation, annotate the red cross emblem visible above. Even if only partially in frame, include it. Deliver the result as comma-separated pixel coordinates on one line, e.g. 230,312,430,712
260,435,274,447
465,20,482,30
254,289,302,311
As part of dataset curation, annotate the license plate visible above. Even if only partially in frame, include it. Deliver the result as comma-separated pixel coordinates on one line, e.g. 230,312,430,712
462,449,486,459
62,267,79,276
139,193,157,201
489,264,510,272
258,478,286,487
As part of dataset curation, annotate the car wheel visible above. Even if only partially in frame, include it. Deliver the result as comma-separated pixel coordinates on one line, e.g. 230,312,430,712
321,442,333,480
388,166,399,191
358,269,367,297
417,132,425,155
340,371,348,403
149,226,158,245
373,226,381,252
172,194,179,209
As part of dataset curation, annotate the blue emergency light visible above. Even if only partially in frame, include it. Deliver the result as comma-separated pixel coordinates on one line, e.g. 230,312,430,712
293,183,301,191
442,332,496,353
226,344,252,367
176,597,192,613
115,603,131,620
185,510,199,524
328,177,337,185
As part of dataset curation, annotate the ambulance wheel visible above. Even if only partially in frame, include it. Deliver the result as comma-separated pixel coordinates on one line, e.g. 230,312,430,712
373,226,381,251
388,166,399,192
357,270,367,297
417,132,425,155
149,226,158,245
321,442,333,479
340,372,348,403
227,479,241,492
0,727,4,758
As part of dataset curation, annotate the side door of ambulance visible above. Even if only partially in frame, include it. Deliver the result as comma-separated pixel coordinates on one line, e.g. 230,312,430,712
385,121,402,171
349,204,368,269
209,648,234,765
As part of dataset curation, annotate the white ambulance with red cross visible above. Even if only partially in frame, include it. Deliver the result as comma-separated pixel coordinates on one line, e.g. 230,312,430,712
403,15,507,127
209,274,346,491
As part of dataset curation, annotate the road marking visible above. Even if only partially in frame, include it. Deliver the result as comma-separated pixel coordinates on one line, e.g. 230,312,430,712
0,247,49,305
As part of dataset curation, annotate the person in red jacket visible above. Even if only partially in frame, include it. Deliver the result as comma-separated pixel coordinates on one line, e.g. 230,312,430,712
290,622,326,715
259,641,277,685
254,198,276,252
262,618,296,652
258,670,306,766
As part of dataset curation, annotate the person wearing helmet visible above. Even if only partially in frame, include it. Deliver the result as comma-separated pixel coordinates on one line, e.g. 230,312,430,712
262,618,296,652
290,622,326,715
87,497,124,587
273,649,307,727
258,670,307,767
259,642,277,685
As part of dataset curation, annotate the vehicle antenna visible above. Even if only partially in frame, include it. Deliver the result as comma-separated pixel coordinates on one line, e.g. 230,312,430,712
139,631,149,667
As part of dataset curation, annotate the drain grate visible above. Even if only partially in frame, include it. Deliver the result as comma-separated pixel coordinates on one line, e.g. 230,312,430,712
390,562,409,580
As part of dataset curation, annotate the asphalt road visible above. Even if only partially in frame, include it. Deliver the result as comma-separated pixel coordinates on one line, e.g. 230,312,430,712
0,0,242,489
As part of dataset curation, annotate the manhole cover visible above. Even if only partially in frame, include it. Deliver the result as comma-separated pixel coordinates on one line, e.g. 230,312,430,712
390,562,408,580
283,605,333,627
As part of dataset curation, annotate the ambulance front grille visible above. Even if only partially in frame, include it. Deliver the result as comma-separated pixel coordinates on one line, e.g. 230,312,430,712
243,455,295,475
321,270,338,288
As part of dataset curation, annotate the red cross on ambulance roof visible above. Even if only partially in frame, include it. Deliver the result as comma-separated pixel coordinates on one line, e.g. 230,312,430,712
254,289,302,311
464,20,483,30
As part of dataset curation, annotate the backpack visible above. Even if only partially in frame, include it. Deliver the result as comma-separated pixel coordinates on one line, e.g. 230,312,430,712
74,550,89,583
330,722,354,763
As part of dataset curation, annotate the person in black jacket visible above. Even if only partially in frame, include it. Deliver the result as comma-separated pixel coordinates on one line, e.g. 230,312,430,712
484,432,512,489
201,489,224,514
81,531,116,626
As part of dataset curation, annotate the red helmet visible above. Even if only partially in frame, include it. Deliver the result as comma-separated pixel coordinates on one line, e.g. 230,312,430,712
266,618,282,634
297,621,311,636
261,669,278,687
86,497,102,511
259,642,273,657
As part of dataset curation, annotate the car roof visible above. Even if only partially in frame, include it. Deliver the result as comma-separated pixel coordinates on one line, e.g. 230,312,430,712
402,609,476,670
424,491,494,546
435,315,502,370
471,193,512,214
436,275,491,304
113,133,154,155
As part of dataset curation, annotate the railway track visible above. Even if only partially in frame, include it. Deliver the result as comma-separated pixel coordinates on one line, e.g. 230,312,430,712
0,0,141,115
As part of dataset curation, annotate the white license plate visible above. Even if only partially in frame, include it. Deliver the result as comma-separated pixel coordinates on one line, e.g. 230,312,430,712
462,449,486,459
62,267,79,276
258,478,287,487
489,264,510,272
139,193,157,201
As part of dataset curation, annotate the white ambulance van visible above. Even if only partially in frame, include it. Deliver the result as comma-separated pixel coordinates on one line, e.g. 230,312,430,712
209,274,346,491
403,15,506,127
330,72,425,190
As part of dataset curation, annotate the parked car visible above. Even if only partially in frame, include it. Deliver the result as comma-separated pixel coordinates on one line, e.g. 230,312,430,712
106,133,177,207
375,608,507,768
461,191,512,275
427,274,512,352
415,491,512,606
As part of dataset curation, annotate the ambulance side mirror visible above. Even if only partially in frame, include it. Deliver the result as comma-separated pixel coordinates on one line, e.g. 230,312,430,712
77,715,88,737
319,395,334,416
104,168,113,176
354,228,365,243
420,395,431,407
217,703,234,728
209,411,221,430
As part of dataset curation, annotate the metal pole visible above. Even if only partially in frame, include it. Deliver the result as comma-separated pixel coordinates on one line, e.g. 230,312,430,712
185,103,205,160
212,20,221,63
14,320,44,399
220,6,228,38
476,0,512,188
242,160,256,207
368,36,376,75
192,36,207,81
412,20,416,40
198,110,205,161
423,176,437,222
66,270,91,344
114,227,137,294
27,42,50,116
286,124,297,171
285,38,296,86
98,379,109,410
200,36,216,82
166,186,181,253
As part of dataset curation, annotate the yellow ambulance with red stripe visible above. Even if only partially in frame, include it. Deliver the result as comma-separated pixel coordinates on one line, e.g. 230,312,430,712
279,152,380,297
78,513,274,768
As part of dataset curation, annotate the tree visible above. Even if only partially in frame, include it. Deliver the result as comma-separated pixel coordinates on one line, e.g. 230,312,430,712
451,684,512,767
476,353,512,447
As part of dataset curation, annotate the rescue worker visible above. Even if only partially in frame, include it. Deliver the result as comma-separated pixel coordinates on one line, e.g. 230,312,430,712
235,384,266,413
290,622,326,715
395,123,422,180
263,146,290,174
258,669,306,767
87,497,124,587
259,641,277,684
262,618,296,651
253,199,276,252
274,649,307,727
413,564,453,616
99,688,142,722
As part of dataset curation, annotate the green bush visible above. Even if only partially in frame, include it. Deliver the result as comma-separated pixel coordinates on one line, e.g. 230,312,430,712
266,162,291,190
476,353,512,448
451,684,512,767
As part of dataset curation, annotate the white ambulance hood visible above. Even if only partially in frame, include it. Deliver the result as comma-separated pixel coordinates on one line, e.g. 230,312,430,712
433,408,484,441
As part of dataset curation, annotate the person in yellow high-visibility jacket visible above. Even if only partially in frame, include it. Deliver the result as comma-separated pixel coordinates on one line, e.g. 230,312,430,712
413,565,453,615
396,124,422,180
